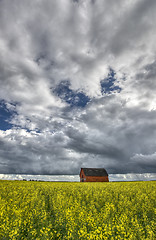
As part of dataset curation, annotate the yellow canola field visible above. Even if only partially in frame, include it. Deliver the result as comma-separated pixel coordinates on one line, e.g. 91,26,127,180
0,181,155,240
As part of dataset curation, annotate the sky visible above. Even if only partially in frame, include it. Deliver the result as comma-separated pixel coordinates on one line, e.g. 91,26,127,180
1,173,156,182
0,0,156,175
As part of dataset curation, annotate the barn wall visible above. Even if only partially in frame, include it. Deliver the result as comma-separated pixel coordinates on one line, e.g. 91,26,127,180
86,176,109,182
80,169,86,182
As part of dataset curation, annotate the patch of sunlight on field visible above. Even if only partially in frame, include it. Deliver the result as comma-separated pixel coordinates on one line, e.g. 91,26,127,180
0,181,155,239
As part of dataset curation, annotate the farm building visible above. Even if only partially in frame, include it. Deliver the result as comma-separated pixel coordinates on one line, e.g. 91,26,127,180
80,168,109,182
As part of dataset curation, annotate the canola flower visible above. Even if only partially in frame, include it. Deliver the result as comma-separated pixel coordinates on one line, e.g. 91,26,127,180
0,181,155,239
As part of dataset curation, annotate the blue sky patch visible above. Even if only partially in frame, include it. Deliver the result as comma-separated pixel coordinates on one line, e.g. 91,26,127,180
0,101,15,131
101,68,121,94
54,80,90,107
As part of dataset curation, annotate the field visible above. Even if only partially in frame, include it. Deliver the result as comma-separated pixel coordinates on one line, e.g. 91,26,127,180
0,181,155,239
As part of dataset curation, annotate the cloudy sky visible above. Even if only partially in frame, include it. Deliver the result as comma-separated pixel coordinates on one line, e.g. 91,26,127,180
0,0,156,175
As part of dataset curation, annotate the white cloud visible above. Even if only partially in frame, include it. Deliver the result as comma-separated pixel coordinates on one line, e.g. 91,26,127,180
109,173,156,182
0,0,156,100
0,173,155,182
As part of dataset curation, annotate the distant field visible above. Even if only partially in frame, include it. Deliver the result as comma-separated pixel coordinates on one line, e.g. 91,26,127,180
0,181,155,239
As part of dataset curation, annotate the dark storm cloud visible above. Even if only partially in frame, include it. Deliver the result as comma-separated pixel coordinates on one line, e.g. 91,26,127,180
0,128,76,174
0,0,156,175
62,96,156,173
66,126,125,159
109,0,156,56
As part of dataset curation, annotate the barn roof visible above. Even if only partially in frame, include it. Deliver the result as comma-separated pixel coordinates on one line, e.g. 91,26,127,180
81,168,108,177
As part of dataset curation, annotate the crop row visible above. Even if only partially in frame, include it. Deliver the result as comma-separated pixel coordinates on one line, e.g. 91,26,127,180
0,181,155,239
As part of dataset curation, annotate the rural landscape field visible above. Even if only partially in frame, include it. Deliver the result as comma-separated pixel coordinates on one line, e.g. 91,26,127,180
0,181,155,239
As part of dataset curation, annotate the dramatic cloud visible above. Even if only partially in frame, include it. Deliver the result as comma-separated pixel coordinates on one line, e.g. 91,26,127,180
0,0,156,176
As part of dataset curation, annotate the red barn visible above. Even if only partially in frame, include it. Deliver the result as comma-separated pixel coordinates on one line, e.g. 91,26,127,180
80,168,109,182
